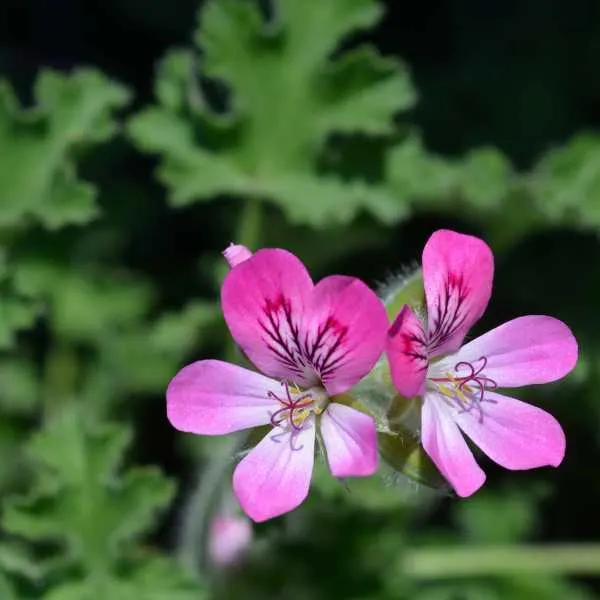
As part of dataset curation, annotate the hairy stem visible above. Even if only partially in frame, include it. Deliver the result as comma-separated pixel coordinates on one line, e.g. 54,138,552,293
177,198,262,575
42,344,78,420
406,544,600,579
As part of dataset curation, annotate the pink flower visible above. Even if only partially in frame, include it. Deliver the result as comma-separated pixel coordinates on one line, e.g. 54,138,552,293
168,249,388,521
386,230,578,497
208,514,253,567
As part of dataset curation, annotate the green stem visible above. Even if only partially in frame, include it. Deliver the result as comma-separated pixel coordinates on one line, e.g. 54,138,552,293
42,344,78,419
406,544,600,579
178,198,263,576
176,436,244,576
236,197,262,252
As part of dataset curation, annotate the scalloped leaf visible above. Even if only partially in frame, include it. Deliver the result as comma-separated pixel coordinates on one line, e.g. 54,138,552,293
3,408,174,578
0,69,130,229
129,0,413,227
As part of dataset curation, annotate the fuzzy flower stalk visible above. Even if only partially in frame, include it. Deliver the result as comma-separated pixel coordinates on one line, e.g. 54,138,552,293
168,246,388,521
386,229,578,496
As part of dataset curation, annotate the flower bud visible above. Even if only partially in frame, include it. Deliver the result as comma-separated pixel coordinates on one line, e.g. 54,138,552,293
208,514,253,568
223,243,253,268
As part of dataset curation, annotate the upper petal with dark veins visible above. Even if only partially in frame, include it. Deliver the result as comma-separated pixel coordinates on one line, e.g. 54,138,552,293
423,230,494,357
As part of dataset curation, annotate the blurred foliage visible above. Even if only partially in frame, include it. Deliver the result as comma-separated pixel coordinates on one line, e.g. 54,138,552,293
0,0,598,598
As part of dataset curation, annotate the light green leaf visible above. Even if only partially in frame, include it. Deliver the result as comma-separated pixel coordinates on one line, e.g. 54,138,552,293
94,300,221,394
43,557,206,600
129,0,413,226
13,259,151,343
455,487,544,544
0,295,39,349
3,408,175,577
0,69,130,229
0,572,17,600
386,134,514,212
0,540,42,581
529,133,600,230
0,359,39,414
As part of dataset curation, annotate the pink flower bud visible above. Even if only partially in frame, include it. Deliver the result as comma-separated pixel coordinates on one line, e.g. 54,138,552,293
208,514,253,567
223,243,253,268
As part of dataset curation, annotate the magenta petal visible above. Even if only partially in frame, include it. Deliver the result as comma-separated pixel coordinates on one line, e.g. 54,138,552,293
437,315,578,388
167,360,278,435
423,229,494,356
233,421,316,522
422,394,486,497
320,403,378,477
455,390,566,470
221,249,314,385
302,276,388,395
386,305,428,397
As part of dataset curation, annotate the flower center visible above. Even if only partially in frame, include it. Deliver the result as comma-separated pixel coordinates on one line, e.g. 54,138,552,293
428,356,497,421
267,381,328,433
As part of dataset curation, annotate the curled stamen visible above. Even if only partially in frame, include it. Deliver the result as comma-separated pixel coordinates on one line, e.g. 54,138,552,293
454,356,498,405
289,433,305,452
267,381,314,447
431,356,498,423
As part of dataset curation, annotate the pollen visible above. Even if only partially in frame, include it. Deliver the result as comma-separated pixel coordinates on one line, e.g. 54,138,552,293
267,382,329,433
437,372,474,406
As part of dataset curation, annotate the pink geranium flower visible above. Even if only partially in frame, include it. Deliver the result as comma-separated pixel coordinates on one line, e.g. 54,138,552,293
386,229,578,497
168,247,388,521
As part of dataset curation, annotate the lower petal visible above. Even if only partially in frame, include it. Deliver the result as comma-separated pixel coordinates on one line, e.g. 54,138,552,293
386,305,428,397
167,360,278,435
455,390,566,470
320,403,378,477
422,394,486,497
233,419,316,522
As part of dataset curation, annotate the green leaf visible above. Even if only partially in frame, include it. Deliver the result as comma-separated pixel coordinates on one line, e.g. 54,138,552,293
0,359,39,414
0,572,17,600
13,259,152,343
0,69,130,229
529,133,600,230
3,408,175,577
0,540,42,581
455,487,544,544
90,300,221,396
43,557,206,600
0,295,39,349
386,134,513,212
129,0,413,226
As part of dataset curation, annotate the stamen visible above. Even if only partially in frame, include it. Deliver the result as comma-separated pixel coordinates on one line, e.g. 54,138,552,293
430,356,498,423
267,381,315,451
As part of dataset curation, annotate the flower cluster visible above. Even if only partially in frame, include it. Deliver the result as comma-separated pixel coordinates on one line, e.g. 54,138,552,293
167,231,578,521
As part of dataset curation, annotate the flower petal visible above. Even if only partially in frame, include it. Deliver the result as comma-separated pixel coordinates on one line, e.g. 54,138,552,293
320,403,378,477
233,420,316,522
454,390,566,470
167,360,278,435
301,276,388,395
435,316,578,387
423,230,494,356
221,249,315,385
386,305,428,397
422,393,486,497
